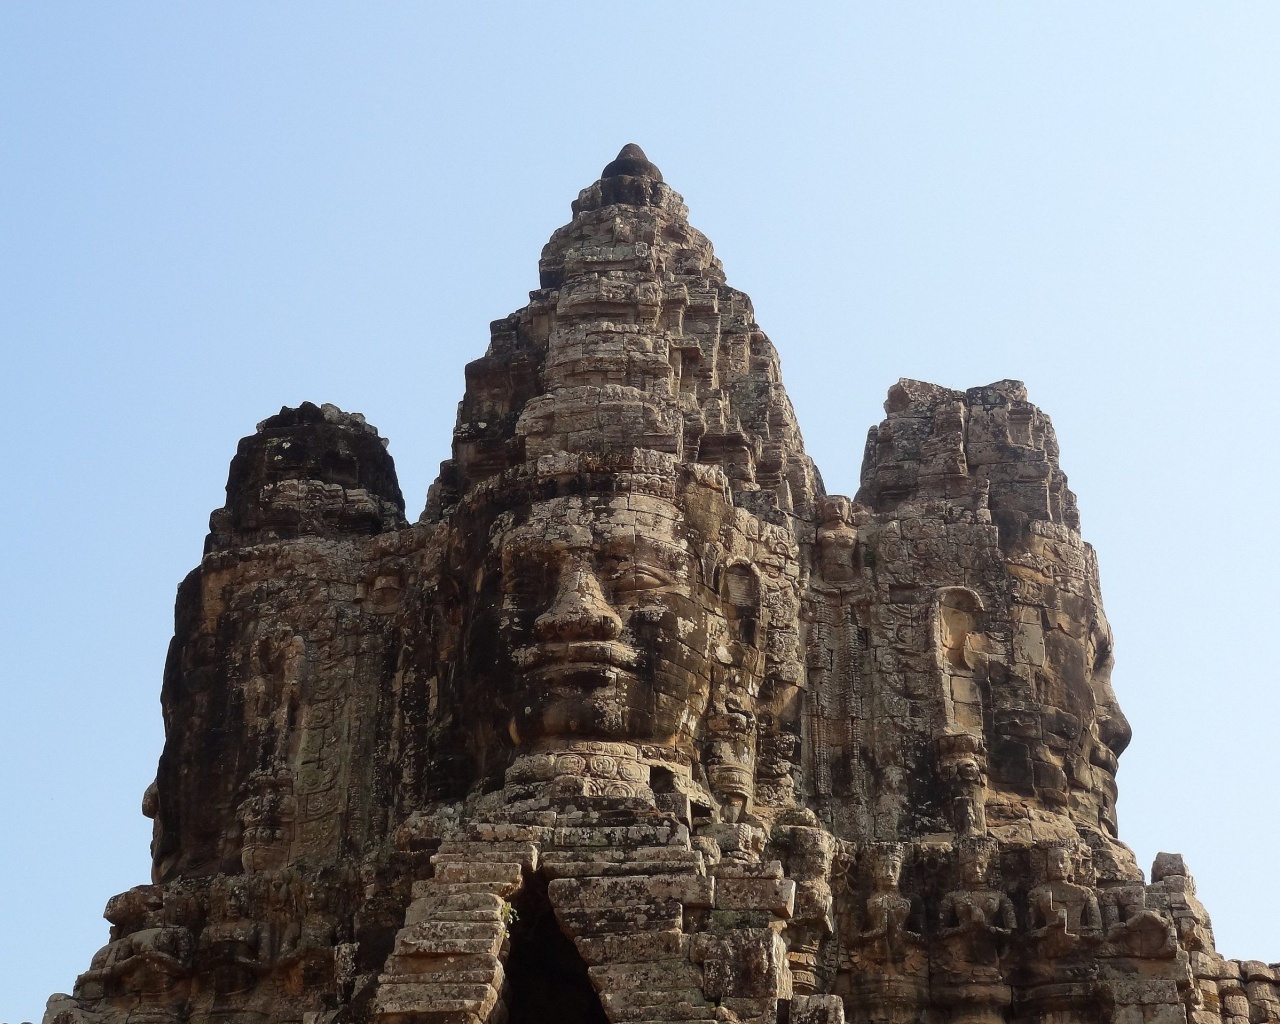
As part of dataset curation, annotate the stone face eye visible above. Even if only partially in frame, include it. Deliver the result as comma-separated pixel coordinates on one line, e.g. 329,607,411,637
610,565,671,595
503,552,555,595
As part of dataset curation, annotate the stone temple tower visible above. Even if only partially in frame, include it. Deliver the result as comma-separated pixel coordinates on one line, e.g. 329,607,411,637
45,146,1271,1024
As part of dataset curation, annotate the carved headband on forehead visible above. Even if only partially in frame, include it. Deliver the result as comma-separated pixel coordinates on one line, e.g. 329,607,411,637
868,841,907,869
958,835,999,863
1044,839,1082,864
454,447,736,514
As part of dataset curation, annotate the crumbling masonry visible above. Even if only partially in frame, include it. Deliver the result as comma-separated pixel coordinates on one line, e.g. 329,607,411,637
45,146,1275,1024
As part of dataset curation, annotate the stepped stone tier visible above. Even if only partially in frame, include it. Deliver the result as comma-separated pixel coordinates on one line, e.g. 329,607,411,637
46,145,1271,1024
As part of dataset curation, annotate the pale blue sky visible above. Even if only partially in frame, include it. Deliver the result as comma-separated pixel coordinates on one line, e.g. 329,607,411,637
3,4,1278,1018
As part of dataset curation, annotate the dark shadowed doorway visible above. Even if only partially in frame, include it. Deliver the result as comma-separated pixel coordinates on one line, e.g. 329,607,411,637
504,874,609,1024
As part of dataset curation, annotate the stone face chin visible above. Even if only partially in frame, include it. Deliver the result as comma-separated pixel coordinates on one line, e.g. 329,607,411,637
46,146,1249,1024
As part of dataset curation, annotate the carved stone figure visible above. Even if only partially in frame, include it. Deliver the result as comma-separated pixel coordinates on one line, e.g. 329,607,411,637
935,727,988,838
838,844,926,1024
76,887,193,1004
236,772,296,873
933,841,1017,1024
1100,882,1178,959
43,145,1278,1024
1027,842,1103,957
939,840,1016,946
200,879,266,995
816,497,860,585
774,810,838,995
853,844,921,966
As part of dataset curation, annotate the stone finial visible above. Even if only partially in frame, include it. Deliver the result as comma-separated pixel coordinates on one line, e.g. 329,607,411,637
1151,851,1189,881
601,142,663,181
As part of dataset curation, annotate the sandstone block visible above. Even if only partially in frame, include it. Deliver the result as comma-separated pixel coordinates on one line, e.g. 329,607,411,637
790,994,847,1024
574,928,688,965
713,876,795,918
432,861,523,891
548,873,713,909
557,898,684,937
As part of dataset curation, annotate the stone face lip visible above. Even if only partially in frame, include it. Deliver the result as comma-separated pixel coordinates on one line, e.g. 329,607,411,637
601,142,663,181
45,148,1262,1024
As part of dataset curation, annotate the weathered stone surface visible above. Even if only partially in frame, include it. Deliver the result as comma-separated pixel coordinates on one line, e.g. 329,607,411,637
44,144,1272,1024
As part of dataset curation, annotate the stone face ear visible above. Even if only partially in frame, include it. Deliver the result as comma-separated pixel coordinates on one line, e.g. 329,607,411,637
722,561,761,612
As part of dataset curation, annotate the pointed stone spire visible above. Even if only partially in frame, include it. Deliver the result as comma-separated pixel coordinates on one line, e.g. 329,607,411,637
426,145,819,526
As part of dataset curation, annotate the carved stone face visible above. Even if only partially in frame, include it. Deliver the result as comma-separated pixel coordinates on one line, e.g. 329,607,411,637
467,486,744,750
1029,566,1131,835
871,845,905,889
1045,845,1072,883
1082,621,1130,834
959,844,993,888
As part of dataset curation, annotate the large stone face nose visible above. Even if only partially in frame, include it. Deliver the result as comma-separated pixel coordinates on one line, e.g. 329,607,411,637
534,561,624,643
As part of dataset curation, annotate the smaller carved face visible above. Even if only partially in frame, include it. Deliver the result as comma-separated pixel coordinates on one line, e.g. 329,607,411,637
216,882,249,921
871,846,905,888
959,844,993,887
1045,845,1072,882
